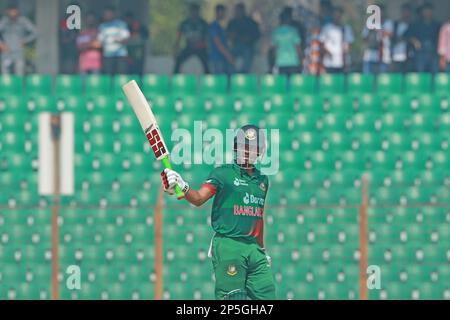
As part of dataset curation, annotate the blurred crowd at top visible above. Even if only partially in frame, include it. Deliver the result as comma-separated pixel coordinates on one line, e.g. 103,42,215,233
0,0,450,76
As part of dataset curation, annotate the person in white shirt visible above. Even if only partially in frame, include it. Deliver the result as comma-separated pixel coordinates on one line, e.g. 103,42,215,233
361,5,393,74
319,6,354,73
390,3,413,73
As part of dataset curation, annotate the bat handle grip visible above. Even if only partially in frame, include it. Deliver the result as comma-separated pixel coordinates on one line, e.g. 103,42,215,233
161,156,185,200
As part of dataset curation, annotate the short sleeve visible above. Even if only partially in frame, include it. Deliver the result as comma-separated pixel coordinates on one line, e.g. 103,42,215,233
202,168,224,195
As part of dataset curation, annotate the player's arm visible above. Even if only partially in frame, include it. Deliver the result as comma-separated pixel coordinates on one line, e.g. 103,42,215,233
212,35,234,64
185,186,215,207
161,168,215,207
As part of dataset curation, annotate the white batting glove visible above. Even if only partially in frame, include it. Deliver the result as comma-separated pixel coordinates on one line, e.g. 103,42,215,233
162,168,190,194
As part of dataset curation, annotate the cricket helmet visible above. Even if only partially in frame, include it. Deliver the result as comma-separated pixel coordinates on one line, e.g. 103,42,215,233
233,124,266,168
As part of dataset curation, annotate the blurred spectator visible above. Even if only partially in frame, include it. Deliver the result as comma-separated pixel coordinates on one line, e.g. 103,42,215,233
173,3,209,74
361,5,393,74
406,3,440,73
390,3,413,73
98,6,130,75
124,12,148,75
59,5,79,74
226,3,260,73
208,4,234,75
320,0,334,26
282,6,306,52
76,12,101,74
319,6,354,73
438,20,450,72
0,3,37,75
270,9,302,76
303,25,325,75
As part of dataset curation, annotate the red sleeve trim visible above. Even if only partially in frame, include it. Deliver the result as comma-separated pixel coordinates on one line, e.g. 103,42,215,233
202,183,217,195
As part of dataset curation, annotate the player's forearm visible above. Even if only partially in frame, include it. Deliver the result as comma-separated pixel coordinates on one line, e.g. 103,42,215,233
185,189,209,207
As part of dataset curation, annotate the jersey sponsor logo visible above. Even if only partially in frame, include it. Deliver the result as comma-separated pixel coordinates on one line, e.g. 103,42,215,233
233,177,248,186
227,264,237,276
243,193,264,206
233,205,264,217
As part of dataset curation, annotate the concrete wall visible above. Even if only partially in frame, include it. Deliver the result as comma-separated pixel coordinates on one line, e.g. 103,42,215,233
35,0,59,74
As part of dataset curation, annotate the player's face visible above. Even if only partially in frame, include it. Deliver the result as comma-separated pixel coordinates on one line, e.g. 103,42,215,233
235,144,259,168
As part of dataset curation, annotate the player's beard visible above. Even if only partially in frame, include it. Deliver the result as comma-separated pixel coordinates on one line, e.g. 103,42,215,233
234,148,259,169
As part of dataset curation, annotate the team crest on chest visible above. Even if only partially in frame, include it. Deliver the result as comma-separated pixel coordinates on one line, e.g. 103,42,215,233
227,264,237,276
259,182,266,191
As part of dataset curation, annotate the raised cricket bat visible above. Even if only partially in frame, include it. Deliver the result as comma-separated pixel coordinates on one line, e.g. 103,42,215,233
122,80,185,199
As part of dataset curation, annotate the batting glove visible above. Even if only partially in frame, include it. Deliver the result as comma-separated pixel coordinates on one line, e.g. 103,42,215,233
162,168,190,193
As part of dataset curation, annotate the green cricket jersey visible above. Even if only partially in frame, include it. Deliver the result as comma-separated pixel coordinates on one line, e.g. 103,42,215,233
203,164,269,242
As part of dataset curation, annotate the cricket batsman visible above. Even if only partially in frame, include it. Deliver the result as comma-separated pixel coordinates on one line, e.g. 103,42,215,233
161,125,276,300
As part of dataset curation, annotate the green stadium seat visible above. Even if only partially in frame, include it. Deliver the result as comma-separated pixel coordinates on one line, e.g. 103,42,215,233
291,94,322,113
322,113,353,132
26,74,52,95
206,113,237,131
200,75,228,94
142,74,170,94
230,74,258,94
55,75,82,95
434,73,450,95
376,73,402,94
321,94,353,113
0,75,23,95
408,94,441,113
85,75,112,96
289,74,316,94
352,93,383,113
352,112,381,132
170,95,201,113
405,73,432,93
201,94,231,113
260,74,287,93
0,95,23,113
146,94,174,114
231,94,263,113
171,74,197,93
85,95,116,114
55,95,85,112
347,73,374,93
319,74,345,94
